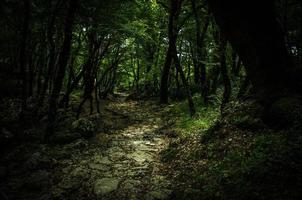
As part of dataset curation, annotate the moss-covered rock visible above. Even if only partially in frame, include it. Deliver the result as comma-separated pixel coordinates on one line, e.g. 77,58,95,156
71,117,97,139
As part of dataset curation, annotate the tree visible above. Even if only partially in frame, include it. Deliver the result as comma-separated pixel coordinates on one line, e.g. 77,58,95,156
209,0,295,103
160,0,183,104
47,0,78,137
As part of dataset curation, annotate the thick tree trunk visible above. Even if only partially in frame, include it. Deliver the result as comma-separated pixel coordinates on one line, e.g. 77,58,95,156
209,0,293,102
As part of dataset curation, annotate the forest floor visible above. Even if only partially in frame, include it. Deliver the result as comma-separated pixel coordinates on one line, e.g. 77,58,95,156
1,95,177,200
2,94,302,200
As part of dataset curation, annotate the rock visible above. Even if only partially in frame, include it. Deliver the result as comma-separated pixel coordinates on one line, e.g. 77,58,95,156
70,167,86,177
110,151,126,162
88,163,110,171
127,151,152,163
50,131,81,144
65,139,88,150
24,170,50,190
71,117,96,138
145,190,172,200
122,179,141,190
98,156,111,165
59,177,82,190
96,134,111,146
94,178,120,197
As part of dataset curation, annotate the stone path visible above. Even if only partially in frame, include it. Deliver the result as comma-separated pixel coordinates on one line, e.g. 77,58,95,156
51,99,173,200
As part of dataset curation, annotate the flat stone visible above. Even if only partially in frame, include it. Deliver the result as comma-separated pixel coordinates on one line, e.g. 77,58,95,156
59,177,82,190
145,190,172,200
127,151,152,163
122,179,141,190
89,163,110,171
110,152,126,161
94,178,120,197
98,156,112,165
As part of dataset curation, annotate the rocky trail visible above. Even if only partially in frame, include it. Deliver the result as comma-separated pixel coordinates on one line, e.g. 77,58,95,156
1,97,174,200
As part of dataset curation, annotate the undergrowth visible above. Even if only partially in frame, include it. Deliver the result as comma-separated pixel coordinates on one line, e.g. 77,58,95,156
162,99,302,200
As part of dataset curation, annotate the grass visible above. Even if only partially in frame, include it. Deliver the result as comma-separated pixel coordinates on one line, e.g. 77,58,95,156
167,95,220,138
162,97,302,200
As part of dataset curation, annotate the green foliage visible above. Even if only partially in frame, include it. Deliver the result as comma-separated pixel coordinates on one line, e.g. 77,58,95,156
199,133,302,200
168,95,220,137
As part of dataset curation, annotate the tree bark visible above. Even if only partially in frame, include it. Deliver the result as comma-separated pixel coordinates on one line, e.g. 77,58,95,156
190,0,210,105
160,0,183,103
47,0,78,137
19,0,30,119
219,36,231,112
172,44,196,116
209,0,293,102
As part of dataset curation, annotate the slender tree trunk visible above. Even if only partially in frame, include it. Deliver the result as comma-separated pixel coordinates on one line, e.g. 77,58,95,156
47,0,78,137
220,36,231,112
19,0,30,119
231,52,241,77
37,0,59,111
95,84,100,113
191,0,210,105
160,0,182,103
172,44,196,116
160,45,173,103
136,58,140,93
209,66,220,95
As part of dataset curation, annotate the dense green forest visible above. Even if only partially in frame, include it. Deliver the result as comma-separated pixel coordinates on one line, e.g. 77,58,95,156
1,0,302,199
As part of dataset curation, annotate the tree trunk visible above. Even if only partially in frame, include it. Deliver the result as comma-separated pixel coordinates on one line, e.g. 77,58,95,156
160,0,182,103
37,0,60,112
191,0,210,105
209,0,294,102
47,0,78,137
219,36,231,112
172,44,196,116
19,0,30,119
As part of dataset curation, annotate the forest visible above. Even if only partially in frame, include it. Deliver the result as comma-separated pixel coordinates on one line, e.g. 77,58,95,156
0,0,302,199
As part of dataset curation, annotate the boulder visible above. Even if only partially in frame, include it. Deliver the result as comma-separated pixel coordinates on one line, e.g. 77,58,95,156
71,117,96,139
94,178,120,197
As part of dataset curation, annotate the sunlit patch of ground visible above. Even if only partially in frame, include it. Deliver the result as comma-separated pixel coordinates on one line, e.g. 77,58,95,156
0,96,175,200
